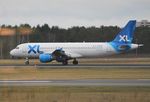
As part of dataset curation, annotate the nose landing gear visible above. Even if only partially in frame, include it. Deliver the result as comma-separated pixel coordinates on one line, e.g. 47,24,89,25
25,57,29,65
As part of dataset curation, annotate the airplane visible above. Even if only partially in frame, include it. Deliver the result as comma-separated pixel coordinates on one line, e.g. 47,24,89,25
10,20,143,65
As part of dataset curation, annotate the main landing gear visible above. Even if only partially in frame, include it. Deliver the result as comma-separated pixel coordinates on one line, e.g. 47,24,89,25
62,60,68,65
73,58,78,65
25,57,29,65
62,58,78,65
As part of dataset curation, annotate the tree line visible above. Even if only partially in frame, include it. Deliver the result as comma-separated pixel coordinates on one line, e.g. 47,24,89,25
0,24,150,58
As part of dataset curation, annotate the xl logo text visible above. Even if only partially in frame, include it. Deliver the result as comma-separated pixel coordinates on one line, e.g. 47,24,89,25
28,45,43,54
119,35,130,42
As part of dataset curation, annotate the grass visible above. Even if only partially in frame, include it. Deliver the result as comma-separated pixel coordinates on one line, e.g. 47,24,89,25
0,58,150,102
1,86,150,102
0,57,149,80
0,67,150,80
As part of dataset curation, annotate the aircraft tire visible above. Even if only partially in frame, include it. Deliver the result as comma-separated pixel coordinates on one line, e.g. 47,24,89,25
25,61,29,65
25,57,29,65
62,61,68,65
73,59,78,65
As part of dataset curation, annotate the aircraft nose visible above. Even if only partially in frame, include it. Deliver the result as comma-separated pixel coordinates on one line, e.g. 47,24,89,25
10,49,15,56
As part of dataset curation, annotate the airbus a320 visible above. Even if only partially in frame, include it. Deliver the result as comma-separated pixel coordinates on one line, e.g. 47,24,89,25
10,20,143,65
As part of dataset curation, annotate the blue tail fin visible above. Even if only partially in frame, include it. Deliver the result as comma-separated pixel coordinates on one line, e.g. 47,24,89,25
113,20,136,43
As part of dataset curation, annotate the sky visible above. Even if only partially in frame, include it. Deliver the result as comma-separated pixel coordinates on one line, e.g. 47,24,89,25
0,0,149,28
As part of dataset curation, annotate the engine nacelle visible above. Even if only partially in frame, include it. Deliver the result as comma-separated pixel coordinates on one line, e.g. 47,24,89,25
39,53,53,63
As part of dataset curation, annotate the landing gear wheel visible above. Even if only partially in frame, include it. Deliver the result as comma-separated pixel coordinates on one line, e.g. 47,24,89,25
25,61,29,65
25,57,29,65
62,61,68,65
73,59,78,65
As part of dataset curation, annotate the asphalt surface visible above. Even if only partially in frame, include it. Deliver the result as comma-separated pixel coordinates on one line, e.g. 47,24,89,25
0,64,150,68
0,79,150,86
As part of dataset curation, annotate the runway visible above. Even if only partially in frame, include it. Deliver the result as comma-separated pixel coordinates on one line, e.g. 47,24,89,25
0,64,150,86
0,64,150,68
0,79,150,86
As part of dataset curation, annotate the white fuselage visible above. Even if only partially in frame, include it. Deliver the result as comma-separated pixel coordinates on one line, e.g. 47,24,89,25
9,20,141,65
10,42,138,58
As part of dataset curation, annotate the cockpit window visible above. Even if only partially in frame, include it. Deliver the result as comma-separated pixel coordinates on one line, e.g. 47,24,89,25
15,47,19,49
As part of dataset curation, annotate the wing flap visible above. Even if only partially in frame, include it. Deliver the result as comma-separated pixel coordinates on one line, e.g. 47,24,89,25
65,52,82,58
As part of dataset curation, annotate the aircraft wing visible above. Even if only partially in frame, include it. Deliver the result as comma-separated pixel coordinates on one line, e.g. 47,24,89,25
64,51,82,58
52,48,82,59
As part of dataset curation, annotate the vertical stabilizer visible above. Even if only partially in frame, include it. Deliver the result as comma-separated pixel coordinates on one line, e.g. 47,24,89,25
113,20,136,43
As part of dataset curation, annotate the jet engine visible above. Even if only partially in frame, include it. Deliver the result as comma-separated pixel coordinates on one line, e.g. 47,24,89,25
39,53,53,63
